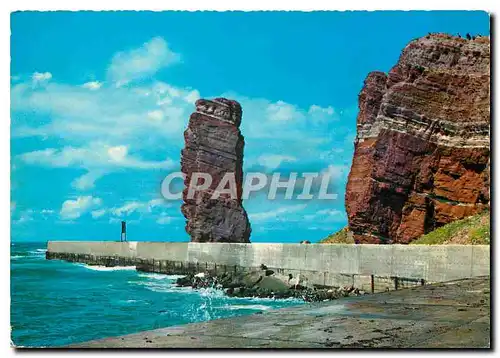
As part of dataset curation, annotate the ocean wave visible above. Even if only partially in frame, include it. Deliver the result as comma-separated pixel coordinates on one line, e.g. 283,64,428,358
136,281,193,294
116,299,141,305
137,273,186,281
164,274,187,280
198,287,226,298
78,264,136,272
26,249,47,257
11,255,24,260
219,304,274,311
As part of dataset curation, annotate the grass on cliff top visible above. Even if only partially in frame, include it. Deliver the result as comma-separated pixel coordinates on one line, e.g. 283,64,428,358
410,211,490,245
320,211,490,245
320,227,355,244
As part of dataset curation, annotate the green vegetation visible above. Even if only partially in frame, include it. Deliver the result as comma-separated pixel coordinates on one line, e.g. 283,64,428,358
410,211,490,245
320,210,490,245
320,227,355,244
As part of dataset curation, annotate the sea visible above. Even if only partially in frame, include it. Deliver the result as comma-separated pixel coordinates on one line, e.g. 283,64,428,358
10,241,303,347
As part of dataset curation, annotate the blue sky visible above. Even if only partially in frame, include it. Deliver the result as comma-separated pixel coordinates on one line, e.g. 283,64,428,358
10,11,490,242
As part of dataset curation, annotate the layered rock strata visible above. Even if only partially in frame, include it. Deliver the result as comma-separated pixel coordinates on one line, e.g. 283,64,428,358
181,98,251,242
345,34,490,244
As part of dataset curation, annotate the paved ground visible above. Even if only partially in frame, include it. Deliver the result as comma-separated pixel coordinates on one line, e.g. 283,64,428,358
70,276,490,348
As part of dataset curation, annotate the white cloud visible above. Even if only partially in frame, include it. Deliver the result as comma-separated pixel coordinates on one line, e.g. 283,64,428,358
266,101,303,121
19,143,174,190
11,74,197,189
11,79,194,147
19,143,175,171
257,154,297,170
107,37,180,86
147,198,168,210
12,208,56,224
93,198,171,220
12,209,34,225
156,213,172,225
32,71,52,83
223,94,341,144
82,81,102,90
109,217,121,224
11,38,350,204
249,204,307,222
147,109,164,122
111,202,145,216
303,208,346,223
60,196,102,220
72,170,107,190
309,104,335,116
91,209,107,218
185,90,200,103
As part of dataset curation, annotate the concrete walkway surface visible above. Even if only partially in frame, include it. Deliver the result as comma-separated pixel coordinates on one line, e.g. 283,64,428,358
69,276,490,349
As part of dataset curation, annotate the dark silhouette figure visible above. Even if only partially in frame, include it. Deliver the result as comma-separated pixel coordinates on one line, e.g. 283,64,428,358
121,221,127,242
466,33,472,40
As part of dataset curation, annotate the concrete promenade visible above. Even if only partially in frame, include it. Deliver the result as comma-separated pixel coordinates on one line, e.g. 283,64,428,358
70,276,490,348
47,241,490,292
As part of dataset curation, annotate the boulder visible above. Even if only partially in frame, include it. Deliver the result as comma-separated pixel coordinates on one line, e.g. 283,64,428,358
254,276,290,293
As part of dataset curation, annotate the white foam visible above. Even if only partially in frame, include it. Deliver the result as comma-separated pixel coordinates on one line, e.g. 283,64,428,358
198,287,225,298
137,273,186,280
222,304,273,311
79,264,136,272
164,275,187,280
141,282,193,294
130,277,191,294
28,250,46,256
137,273,168,280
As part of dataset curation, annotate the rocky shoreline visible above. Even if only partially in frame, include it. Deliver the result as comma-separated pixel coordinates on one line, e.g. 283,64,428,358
175,266,367,302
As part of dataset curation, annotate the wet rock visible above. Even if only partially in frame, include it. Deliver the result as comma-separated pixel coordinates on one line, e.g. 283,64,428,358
241,271,263,287
176,274,194,287
254,276,290,293
175,269,369,302
264,269,274,276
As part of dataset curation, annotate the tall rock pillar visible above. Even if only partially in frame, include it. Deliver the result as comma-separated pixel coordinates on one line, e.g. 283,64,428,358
181,98,251,243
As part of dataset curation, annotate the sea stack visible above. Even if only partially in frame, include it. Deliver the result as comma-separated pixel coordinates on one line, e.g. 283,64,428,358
345,34,490,244
181,98,251,243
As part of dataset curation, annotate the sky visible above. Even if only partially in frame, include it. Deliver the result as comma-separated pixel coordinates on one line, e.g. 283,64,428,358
10,11,490,243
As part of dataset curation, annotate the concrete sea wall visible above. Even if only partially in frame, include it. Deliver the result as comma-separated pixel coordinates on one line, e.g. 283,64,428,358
46,241,490,293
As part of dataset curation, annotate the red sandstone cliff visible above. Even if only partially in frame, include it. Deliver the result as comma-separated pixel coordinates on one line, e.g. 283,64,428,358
345,34,490,244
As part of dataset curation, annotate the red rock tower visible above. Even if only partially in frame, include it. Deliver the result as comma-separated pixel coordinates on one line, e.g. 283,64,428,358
181,98,251,242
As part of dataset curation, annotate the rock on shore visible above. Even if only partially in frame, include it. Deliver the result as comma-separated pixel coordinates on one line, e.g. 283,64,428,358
180,98,251,243
345,34,490,244
175,268,366,302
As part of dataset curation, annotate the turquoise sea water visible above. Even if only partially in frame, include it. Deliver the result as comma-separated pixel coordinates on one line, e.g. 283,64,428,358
11,242,303,347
